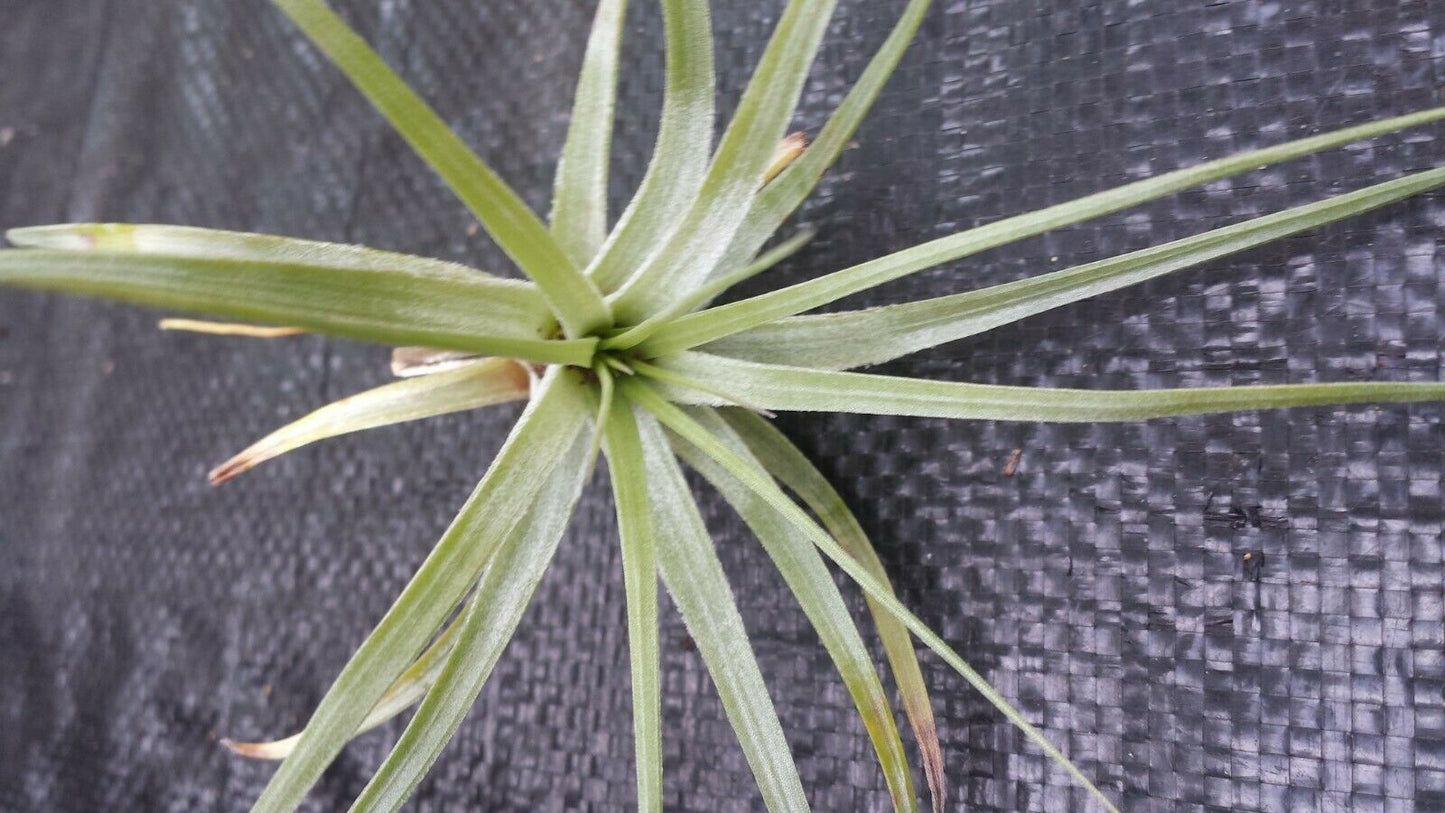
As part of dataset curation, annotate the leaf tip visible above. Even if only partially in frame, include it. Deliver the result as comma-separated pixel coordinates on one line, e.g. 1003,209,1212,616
6,223,126,251
917,727,946,813
220,735,295,761
208,453,259,487
159,319,306,339
764,132,809,185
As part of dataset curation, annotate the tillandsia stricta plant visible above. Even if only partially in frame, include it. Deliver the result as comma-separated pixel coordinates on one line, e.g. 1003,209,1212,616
6,0,1445,809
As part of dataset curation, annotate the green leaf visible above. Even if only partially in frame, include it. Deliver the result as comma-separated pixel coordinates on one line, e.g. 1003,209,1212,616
714,0,932,277
551,0,629,267
624,381,1119,813
720,409,946,813
0,249,594,366
586,0,715,294
632,409,811,813
607,0,839,322
6,223,502,282
645,105,1445,355
210,358,532,485
223,616,464,761
655,352,1445,422
607,228,816,349
702,165,1445,370
602,402,664,813
348,430,594,811
250,368,592,813
271,0,610,337
670,408,918,813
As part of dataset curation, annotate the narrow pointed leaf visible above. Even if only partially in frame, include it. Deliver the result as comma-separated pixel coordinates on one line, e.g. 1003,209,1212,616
721,409,946,813
551,0,628,266
586,0,715,293
7,223,502,282
625,382,1119,813
0,250,593,366
250,369,592,813
646,106,1445,355
670,408,918,813
602,403,663,813
656,352,1445,422
608,0,839,322
704,165,1445,369
633,410,811,813
715,0,932,277
223,617,465,761
349,431,594,811
210,358,531,485
272,0,610,337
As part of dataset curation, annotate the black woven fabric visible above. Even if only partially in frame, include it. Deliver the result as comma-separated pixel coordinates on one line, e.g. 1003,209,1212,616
3,0,1445,810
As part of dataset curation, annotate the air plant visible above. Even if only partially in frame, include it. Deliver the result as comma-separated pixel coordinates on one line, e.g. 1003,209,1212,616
4,0,1445,810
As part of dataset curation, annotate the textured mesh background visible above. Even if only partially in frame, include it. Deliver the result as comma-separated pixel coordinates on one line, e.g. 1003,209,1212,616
3,0,1445,810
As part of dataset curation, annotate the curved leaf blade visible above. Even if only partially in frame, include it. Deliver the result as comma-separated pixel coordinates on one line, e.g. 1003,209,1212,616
625,382,1119,813
608,0,839,322
633,410,811,813
0,250,593,366
670,408,918,813
348,430,594,811
586,0,716,294
647,106,1445,355
271,0,610,337
249,369,592,813
551,0,629,266
720,409,946,813
703,165,1445,369
657,352,1445,422
602,402,664,813
211,358,532,485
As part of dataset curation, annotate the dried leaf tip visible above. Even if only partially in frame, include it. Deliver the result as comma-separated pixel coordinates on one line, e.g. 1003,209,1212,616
220,735,299,761
390,346,484,378
209,448,271,487
915,720,946,813
159,319,305,338
764,132,809,185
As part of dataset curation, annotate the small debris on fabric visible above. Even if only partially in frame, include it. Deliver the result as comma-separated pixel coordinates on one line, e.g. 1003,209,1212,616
1003,448,1023,477
1243,550,1265,582
0,127,13,147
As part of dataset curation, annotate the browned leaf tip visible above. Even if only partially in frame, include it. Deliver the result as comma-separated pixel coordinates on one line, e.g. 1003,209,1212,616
764,131,809,185
208,451,262,487
902,701,947,813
